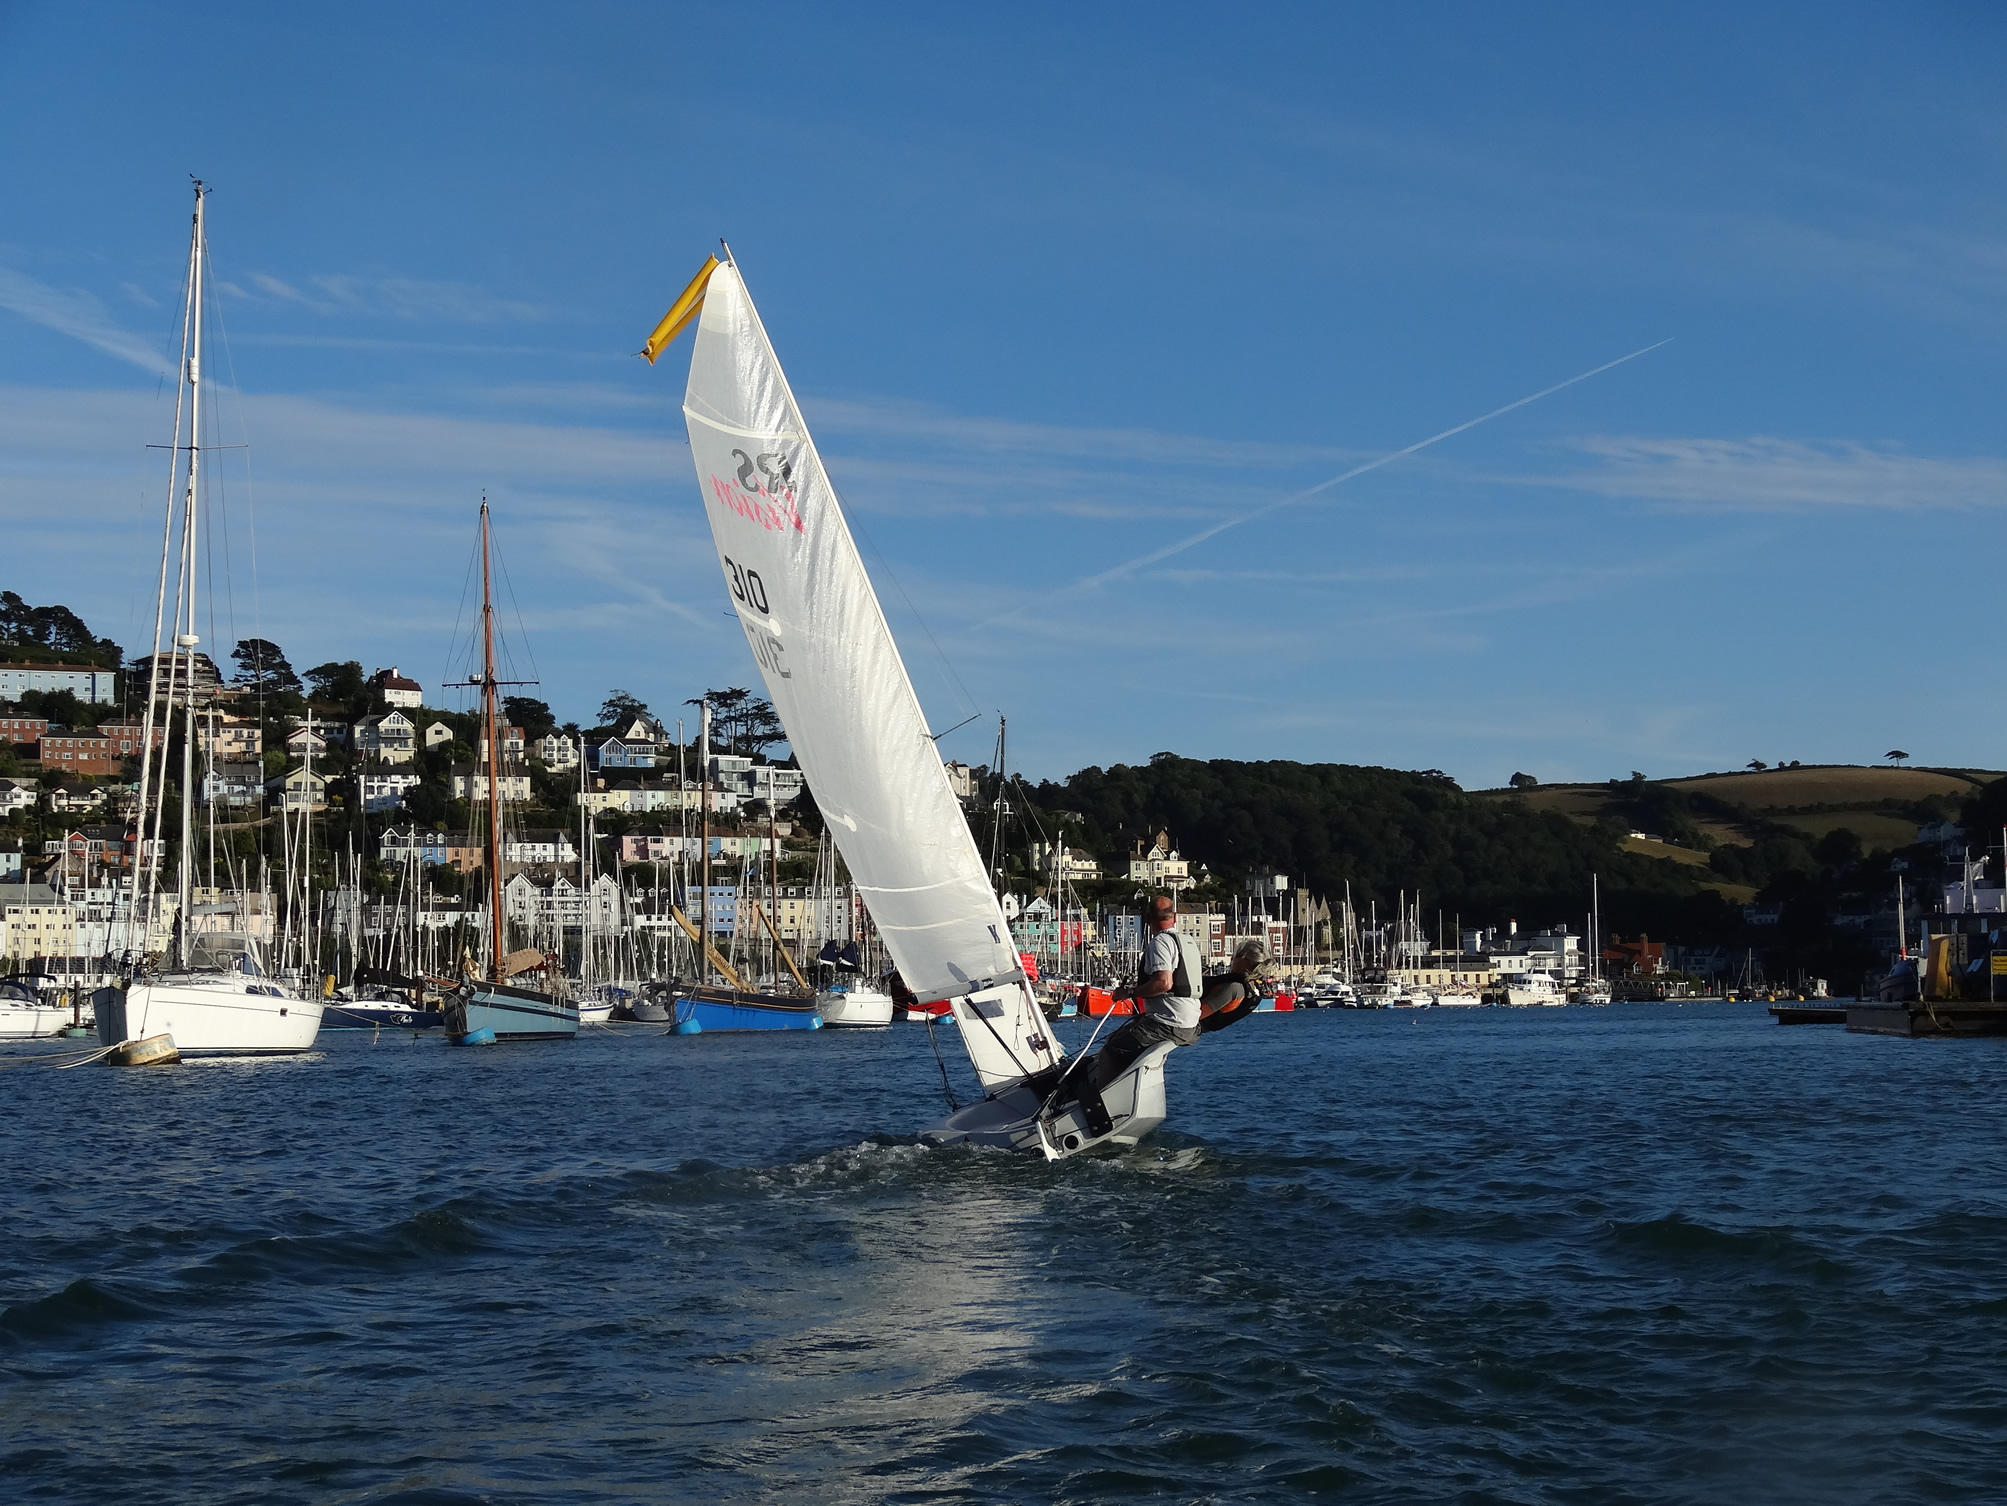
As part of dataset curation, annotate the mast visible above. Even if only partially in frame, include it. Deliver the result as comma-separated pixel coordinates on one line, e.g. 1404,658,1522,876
699,700,712,984
127,181,204,963
768,772,781,988
479,501,506,985
170,181,209,966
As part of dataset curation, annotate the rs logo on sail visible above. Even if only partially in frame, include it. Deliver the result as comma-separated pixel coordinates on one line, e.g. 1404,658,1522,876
707,447,805,533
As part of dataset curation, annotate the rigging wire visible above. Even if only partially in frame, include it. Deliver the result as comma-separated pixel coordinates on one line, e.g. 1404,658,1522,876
923,1012,960,1112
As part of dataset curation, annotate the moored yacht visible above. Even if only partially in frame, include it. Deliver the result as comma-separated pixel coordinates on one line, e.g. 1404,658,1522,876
1506,973,1566,1007
816,981,894,1027
95,934,321,1055
0,978,74,1040
96,183,323,1059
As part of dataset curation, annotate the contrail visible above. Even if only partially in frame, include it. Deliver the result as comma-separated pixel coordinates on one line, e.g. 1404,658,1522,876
985,338,1672,624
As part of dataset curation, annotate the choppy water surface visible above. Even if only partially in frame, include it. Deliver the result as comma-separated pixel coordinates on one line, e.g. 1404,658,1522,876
4,1003,2006,1504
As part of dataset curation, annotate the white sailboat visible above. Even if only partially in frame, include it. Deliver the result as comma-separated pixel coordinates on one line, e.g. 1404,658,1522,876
94,181,322,1057
648,252,1163,1156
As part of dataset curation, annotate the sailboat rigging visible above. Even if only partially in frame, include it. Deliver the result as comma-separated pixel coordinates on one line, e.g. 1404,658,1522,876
93,180,323,1057
645,250,1172,1156
439,501,579,1043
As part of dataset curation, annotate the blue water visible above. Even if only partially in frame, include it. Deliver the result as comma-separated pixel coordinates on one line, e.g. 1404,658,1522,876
4,1004,2005,1504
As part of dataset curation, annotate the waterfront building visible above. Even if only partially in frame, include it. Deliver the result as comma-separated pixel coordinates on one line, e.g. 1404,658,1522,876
0,662,116,704
0,882,76,962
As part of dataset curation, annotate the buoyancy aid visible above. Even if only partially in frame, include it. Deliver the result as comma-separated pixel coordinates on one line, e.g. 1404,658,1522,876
1136,925,1198,1003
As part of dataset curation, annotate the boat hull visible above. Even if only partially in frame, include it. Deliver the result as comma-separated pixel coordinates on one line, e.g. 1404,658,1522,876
921,1041,1173,1160
0,1000,74,1039
321,1000,443,1030
93,978,323,1055
674,988,821,1031
448,983,578,1042
815,987,892,1028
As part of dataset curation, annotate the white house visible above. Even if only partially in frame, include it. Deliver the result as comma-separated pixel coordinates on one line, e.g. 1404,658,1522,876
358,770,423,813
269,767,329,812
424,721,455,749
503,870,620,931
0,779,37,816
371,666,424,708
1127,833,1193,891
450,764,532,802
535,732,580,771
475,724,526,763
353,711,417,765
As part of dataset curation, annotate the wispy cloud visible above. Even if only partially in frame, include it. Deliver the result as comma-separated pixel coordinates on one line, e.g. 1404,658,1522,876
0,266,167,373
224,272,547,325
1546,435,2007,511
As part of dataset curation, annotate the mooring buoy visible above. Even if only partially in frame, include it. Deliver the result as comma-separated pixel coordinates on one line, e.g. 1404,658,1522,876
103,1034,180,1067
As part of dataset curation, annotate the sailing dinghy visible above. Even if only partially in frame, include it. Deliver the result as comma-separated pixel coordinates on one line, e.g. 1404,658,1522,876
644,253,1172,1158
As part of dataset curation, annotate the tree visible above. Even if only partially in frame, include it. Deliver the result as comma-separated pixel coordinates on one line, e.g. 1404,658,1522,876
0,590,122,666
703,686,787,755
504,696,555,739
1747,760,1767,772
305,660,369,714
1886,750,1910,765
1509,772,1539,790
600,689,651,729
230,638,302,695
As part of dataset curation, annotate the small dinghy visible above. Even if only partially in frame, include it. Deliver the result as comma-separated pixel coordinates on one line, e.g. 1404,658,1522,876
646,254,1169,1157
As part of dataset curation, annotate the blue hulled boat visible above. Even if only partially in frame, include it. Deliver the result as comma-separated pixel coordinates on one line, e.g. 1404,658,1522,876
673,985,821,1031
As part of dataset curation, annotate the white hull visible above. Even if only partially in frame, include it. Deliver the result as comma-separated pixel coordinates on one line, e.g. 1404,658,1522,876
1435,990,1485,1007
93,976,324,1055
578,998,615,1024
0,1000,74,1039
816,987,893,1027
1506,980,1565,1007
922,1042,1172,1160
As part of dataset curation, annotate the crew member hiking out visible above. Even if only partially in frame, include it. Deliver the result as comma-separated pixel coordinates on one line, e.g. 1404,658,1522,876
1197,939,1273,1035
1073,893,1204,1137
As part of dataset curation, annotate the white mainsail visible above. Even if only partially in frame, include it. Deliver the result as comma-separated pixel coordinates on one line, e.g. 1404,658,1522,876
680,261,1059,1092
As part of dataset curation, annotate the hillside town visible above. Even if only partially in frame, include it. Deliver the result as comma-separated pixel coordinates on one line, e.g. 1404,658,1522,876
1,606,1999,1007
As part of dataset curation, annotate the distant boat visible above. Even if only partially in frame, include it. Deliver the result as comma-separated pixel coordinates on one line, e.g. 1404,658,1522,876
440,502,578,1045
0,978,72,1039
1506,974,1565,1007
674,984,821,1031
816,982,893,1028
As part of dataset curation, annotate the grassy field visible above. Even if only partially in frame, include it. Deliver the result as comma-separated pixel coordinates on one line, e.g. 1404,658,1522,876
1662,765,1995,810
1482,765,2004,875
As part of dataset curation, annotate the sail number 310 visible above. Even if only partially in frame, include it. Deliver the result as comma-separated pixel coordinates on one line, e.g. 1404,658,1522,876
724,556,769,615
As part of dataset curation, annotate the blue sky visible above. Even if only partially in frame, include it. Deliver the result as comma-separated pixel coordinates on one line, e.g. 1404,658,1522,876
3,3,2006,785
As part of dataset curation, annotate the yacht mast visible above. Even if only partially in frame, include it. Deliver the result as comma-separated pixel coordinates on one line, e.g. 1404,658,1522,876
479,501,506,985
127,180,205,962
173,181,209,967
